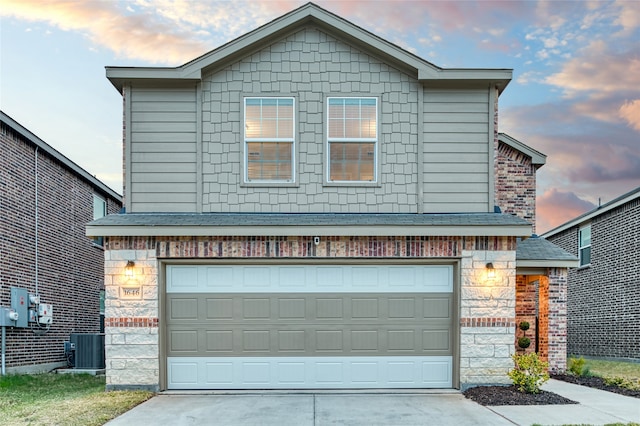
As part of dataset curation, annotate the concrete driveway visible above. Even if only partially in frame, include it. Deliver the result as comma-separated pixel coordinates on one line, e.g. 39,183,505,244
106,392,511,426
106,380,640,426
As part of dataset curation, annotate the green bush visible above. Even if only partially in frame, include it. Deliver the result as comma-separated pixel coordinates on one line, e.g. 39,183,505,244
517,336,531,349
519,321,530,331
508,352,549,393
568,357,590,377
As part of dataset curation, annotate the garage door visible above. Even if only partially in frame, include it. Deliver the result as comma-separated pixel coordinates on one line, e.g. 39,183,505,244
165,264,454,389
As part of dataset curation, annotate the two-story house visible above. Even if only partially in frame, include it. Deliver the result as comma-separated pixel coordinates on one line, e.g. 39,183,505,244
543,187,640,361
87,3,576,391
1,111,121,373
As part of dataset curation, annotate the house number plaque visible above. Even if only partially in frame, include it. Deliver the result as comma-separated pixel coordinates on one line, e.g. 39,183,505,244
120,286,142,299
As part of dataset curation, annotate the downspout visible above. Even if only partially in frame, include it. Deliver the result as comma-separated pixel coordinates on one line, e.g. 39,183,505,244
1,325,5,375
35,146,39,296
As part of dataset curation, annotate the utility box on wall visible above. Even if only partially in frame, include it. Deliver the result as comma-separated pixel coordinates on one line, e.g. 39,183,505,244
10,287,29,328
70,333,105,369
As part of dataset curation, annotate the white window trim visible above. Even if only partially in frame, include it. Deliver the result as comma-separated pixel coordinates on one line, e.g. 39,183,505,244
578,224,591,267
243,96,296,184
326,96,379,184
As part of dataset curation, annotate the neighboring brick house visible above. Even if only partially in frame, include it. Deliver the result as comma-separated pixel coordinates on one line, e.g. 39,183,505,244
543,187,640,361
87,3,576,391
0,111,122,373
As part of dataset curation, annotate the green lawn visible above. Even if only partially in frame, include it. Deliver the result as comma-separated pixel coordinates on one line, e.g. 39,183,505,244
568,357,640,391
0,373,153,426
583,359,640,382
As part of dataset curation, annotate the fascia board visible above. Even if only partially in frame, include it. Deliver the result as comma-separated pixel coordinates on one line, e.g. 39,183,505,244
419,69,512,93
86,224,531,237
106,67,201,91
498,133,546,166
516,259,580,268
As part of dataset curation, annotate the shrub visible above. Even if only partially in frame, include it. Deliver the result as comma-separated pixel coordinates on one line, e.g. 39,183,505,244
568,357,590,377
508,352,549,394
519,321,530,331
517,336,531,349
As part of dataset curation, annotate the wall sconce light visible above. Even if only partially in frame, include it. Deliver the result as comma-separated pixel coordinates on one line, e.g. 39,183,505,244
125,260,135,278
486,262,495,279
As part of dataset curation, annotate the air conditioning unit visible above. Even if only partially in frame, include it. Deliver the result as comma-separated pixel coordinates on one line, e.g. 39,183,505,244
70,333,105,369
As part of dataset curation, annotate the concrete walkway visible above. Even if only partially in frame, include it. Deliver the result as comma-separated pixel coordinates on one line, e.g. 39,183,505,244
106,380,640,426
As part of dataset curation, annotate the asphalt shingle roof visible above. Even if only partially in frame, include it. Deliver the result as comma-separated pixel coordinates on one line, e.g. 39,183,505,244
89,212,531,227
516,236,577,261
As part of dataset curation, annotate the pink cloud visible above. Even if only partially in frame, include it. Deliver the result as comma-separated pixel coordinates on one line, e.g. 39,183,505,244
537,188,595,234
619,99,640,131
1,0,210,64
546,41,640,98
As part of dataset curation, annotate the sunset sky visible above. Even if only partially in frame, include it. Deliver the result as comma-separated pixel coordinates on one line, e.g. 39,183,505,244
1,0,638,233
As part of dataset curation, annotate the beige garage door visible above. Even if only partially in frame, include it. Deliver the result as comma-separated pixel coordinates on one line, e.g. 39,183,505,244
165,264,454,389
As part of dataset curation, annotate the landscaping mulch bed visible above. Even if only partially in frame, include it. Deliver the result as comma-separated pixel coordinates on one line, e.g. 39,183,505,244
464,375,640,406
463,385,577,406
552,374,640,399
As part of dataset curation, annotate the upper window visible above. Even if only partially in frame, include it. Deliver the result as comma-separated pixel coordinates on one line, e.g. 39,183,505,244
93,194,107,247
244,97,295,182
327,97,377,182
578,224,591,267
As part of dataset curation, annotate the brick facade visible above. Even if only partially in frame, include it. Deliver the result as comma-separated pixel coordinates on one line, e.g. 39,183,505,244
547,196,640,360
495,142,537,232
0,119,121,372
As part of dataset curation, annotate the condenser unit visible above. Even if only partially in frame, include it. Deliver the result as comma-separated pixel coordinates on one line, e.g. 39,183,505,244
70,333,105,369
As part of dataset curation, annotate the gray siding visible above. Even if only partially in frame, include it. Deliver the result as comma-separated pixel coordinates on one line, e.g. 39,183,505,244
126,26,496,214
423,89,491,213
129,87,197,212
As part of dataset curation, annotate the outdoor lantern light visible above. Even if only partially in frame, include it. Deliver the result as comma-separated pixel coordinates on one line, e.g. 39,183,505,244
486,262,495,279
125,260,135,277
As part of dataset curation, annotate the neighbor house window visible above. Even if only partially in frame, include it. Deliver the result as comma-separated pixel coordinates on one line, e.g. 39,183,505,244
93,194,106,247
578,224,591,266
244,97,295,182
327,97,377,182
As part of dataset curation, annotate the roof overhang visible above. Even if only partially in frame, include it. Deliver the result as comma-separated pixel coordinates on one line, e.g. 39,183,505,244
498,133,546,166
86,213,532,238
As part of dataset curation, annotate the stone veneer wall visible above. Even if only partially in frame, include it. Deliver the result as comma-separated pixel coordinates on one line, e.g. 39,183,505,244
103,235,518,390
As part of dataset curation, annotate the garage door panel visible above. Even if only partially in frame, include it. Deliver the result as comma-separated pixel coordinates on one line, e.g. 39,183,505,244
423,298,451,318
278,330,306,352
169,330,198,352
167,264,453,293
422,330,451,351
206,330,233,352
277,298,306,319
169,298,199,320
167,356,453,389
351,298,378,318
206,298,233,319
